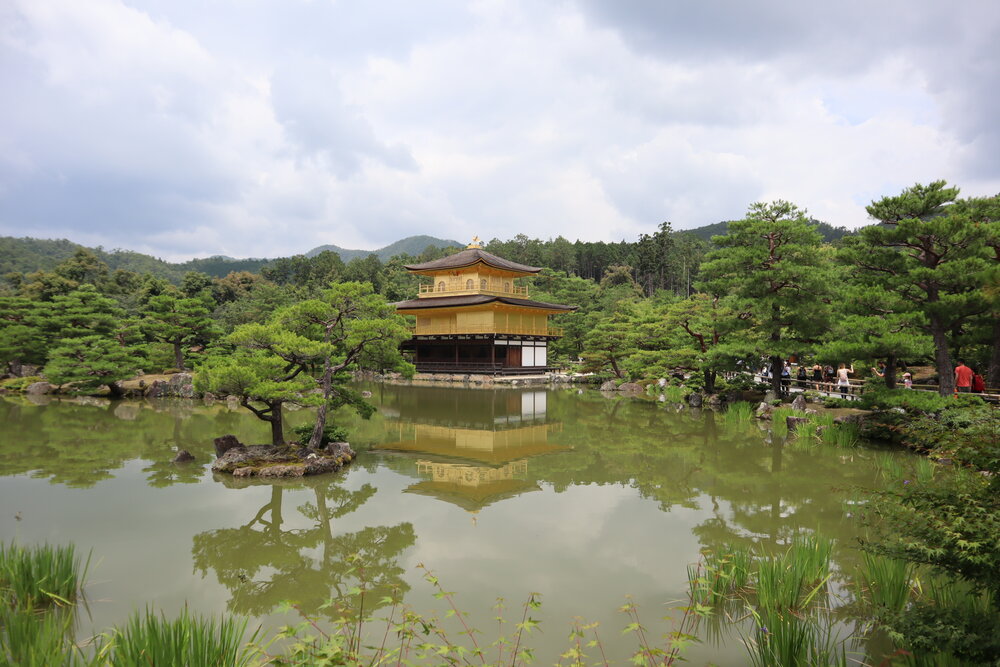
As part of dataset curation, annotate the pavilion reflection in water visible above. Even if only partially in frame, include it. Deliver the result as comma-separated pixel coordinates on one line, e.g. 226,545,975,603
374,386,566,512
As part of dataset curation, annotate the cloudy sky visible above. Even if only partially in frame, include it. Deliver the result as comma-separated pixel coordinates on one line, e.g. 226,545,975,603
2,0,998,261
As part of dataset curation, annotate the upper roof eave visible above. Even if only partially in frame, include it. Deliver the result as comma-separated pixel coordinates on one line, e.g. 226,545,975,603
394,294,578,312
404,248,542,275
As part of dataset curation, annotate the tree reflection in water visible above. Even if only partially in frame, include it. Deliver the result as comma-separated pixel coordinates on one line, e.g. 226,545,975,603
191,474,415,619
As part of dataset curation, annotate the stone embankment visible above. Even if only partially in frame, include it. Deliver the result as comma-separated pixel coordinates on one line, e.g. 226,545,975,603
119,373,196,398
210,434,355,479
0,369,198,399
356,370,598,388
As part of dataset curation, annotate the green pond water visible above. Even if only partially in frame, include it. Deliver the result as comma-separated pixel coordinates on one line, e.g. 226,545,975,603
0,384,915,663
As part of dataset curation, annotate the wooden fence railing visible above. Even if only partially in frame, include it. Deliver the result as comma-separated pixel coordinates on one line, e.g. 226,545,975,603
751,374,1000,402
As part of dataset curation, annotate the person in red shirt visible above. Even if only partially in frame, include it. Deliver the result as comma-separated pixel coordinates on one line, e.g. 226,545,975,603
954,361,974,392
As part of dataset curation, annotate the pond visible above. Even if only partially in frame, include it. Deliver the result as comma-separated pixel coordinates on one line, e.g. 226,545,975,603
0,384,914,663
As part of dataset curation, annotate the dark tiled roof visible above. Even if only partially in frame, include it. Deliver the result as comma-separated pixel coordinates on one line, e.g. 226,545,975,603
404,248,542,274
394,294,577,311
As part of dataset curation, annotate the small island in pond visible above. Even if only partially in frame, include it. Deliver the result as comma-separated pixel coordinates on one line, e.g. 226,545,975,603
210,434,355,479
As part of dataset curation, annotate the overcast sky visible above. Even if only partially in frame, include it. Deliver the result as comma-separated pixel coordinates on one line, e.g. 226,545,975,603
2,0,998,261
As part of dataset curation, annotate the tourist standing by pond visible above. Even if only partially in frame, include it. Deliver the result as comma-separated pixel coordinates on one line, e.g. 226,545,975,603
954,361,974,393
836,363,854,398
824,365,835,392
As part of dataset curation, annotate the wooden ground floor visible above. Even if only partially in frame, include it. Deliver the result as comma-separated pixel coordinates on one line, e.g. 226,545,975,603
401,334,555,375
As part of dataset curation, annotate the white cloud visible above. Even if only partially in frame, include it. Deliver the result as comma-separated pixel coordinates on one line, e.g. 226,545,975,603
1,0,998,260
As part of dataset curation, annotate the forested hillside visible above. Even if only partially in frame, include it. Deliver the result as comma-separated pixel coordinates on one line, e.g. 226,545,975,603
0,237,270,281
0,234,466,282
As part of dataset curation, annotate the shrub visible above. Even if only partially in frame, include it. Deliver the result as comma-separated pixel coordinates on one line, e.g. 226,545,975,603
290,423,349,447
899,403,999,470
725,374,769,392
857,387,984,413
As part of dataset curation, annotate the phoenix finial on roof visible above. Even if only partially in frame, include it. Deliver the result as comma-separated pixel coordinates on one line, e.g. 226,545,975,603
467,236,483,249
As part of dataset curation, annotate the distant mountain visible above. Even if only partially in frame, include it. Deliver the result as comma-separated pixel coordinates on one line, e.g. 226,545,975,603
305,235,463,261
0,236,270,281
680,220,855,244
0,234,465,283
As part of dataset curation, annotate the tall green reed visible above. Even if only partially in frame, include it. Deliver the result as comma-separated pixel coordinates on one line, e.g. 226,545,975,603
100,607,259,667
820,422,861,448
0,605,97,667
723,401,754,425
0,542,88,609
0,542,95,666
688,535,850,667
856,552,916,615
661,385,689,404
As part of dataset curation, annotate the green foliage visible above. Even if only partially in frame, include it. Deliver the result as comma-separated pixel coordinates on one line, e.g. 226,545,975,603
196,350,319,404
197,283,409,445
43,336,141,395
213,282,296,333
0,542,92,666
141,290,218,369
291,422,349,446
0,295,45,368
898,402,1000,472
581,307,637,378
43,284,127,341
1,606,85,666
530,270,600,359
722,401,754,425
849,181,992,395
0,236,270,283
882,581,1000,665
698,200,835,395
684,219,854,244
863,468,1000,658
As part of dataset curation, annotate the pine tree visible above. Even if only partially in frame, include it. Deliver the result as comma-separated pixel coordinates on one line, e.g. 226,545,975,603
582,307,640,378
37,285,141,395
141,291,218,370
822,279,930,389
0,295,45,374
632,293,741,393
42,284,123,341
43,335,140,397
855,182,990,395
959,193,1000,385
272,282,412,448
196,349,320,446
196,283,410,446
698,200,834,396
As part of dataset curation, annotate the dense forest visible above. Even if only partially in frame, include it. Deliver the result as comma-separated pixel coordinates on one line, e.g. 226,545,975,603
1,183,997,399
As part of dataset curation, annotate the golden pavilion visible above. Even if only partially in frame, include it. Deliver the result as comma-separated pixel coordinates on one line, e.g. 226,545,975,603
394,239,577,374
